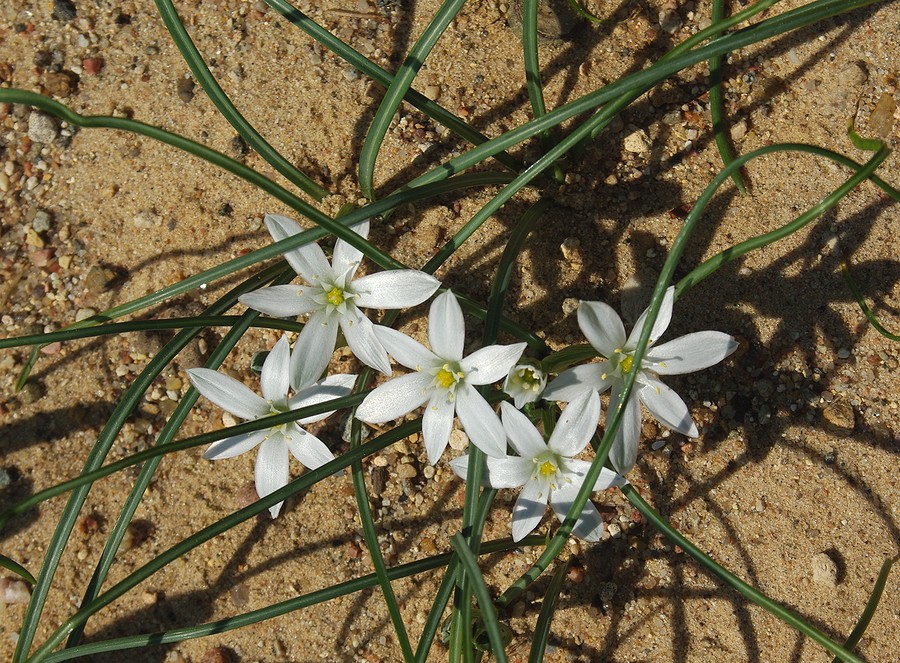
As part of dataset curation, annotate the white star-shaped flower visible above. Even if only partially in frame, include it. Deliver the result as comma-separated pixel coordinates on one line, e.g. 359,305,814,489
502,358,547,409
187,335,356,518
239,214,441,388
355,290,527,464
542,286,738,474
451,390,625,542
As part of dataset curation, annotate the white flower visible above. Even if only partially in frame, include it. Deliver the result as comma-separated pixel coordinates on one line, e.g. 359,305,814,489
502,358,547,409
355,290,527,465
239,214,441,388
543,286,737,474
187,335,356,518
450,391,625,542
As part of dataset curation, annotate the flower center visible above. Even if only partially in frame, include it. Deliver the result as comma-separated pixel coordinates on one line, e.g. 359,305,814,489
326,286,345,307
511,367,541,392
620,354,634,374
538,459,557,477
436,364,464,389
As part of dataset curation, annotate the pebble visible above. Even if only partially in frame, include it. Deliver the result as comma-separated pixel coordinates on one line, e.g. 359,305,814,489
811,552,838,586
821,401,855,437
623,127,651,154
44,70,79,97
53,0,77,22
75,308,97,322
659,10,683,34
18,381,44,404
396,462,417,480
32,209,52,233
28,111,59,143
730,119,748,141
869,92,896,139
176,76,196,103
424,85,441,101
82,58,104,75
448,429,468,451
0,578,31,605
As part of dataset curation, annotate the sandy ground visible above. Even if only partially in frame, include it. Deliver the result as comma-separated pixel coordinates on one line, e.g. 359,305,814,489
1,0,898,661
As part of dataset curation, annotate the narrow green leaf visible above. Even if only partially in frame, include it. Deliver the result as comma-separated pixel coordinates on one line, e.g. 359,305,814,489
833,556,896,662
0,554,37,586
528,560,570,663
841,262,900,342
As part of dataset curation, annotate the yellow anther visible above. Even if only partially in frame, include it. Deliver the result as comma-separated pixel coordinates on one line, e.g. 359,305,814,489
620,355,634,374
436,367,457,389
539,459,556,477
326,287,344,306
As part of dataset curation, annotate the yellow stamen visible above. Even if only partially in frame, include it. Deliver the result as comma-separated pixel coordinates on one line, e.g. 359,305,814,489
326,287,344,306
620,355,634,374
539,460,556,477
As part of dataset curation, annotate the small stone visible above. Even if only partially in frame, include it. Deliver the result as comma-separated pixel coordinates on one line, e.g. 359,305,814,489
811,552,838,586
28,111,59,143
53,0,77,22
448,429,469,451
623,127,651,154
82,58,104,75
82,265,115,294
730,119,748,141
868,92,896,139
44,70,79,97
396,462,417,480
176,76,196,102
18,381,44,405
25,228,45,248
560,236,581,262
0,577,31,604
32,209,52,233
132,210,161,229
75,308,97,322
659,10,683,34
202,647,234,663
424,85,441,101
822,401,855,437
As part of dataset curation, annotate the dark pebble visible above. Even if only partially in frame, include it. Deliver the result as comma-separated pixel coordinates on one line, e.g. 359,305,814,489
230,135,249,156
176,76,195,102
52,0,77,22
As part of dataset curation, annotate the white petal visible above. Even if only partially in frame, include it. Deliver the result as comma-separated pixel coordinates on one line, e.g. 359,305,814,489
500,402,547,460
542,363,613,402
340,306,392,375
484,456,533,489
550,482,605,542
290,310,338,390
547,390,600,458
260,335,291,403
333,219,368,280
449,454,470,481
511,479,549,542
577,301,626,357
203,429,269,460
606,384,642,474
428,291,465,361
254,435,290,518
187,368,268,420
285,426,335,469
563,459,627,491
238,284,319,318
639,377,698,437
353,270,441,309
644,331,738,375
422,393,455,465
625,286,674,350
288,373,357,424
373,326,438,371
265,214,333,283
455,384,506,458
459,343,527,385
355,372,432,423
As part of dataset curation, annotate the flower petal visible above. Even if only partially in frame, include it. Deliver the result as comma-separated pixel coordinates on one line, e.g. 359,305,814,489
285,426,335,469
373,326,438,371
203,429,269,460
459,342,527,385
500,402,547,460
353,270,441,309
455,383,506,458
290,310,338,390
187,368,268,420
644,331,738,375
340,305,392,375
577,301,626,357
485,456,533,488
355,371,432,423
550,481,605,542
625,286,674,350
260,335,291,403
542,363,613,402
547,390,600,457
265,214,332,283
511,478,549,542
288,373,357,424
422,393,455,465
254,435,290,518
639,376,698,437
606,384,642,474
333,219,368,280
239,284,319,318
428,291,465,361
563,459,627,491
